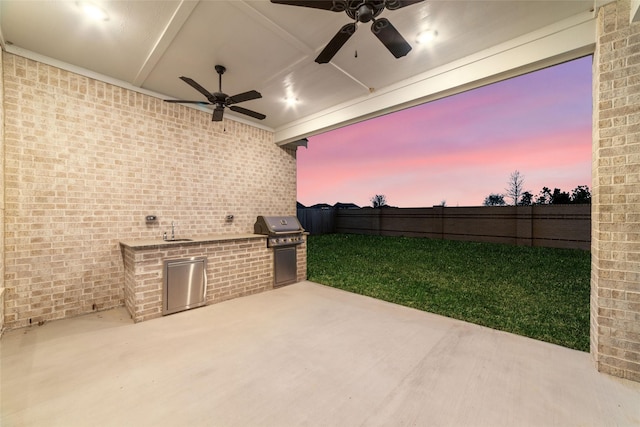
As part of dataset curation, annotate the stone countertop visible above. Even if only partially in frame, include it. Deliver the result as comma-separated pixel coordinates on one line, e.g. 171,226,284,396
119,233,266,249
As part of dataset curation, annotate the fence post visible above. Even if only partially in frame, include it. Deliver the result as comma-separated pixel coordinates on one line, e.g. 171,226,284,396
516,205,533,246
432,205,444,240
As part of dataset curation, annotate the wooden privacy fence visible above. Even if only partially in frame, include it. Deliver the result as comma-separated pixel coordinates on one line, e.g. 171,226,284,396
297,208,336,235
299,205,591,250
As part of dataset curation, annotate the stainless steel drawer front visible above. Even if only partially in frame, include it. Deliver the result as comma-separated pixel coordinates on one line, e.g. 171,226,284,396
163,257,207,315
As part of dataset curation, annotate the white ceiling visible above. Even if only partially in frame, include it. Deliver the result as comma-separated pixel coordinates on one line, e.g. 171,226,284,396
0,1,609,144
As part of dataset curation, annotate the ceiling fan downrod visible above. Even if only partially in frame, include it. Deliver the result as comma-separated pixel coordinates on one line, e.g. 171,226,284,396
215,65,226,94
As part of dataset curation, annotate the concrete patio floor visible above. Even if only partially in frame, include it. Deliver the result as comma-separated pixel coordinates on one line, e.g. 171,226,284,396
2,281,639,426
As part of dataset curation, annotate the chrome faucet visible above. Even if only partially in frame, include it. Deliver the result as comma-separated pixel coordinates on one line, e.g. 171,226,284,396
162,221,176,241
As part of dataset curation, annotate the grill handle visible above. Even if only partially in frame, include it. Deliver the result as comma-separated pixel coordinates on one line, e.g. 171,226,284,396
267,231,303,235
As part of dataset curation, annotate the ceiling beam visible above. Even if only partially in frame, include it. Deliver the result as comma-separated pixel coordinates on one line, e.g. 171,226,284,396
632,0,640,22
0,2,5,50
236,1,370,93
132,0,199,87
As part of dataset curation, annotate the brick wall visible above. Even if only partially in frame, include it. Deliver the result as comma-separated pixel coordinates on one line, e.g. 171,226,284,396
0,43,5,334
2,52,297,330
592,0,640,382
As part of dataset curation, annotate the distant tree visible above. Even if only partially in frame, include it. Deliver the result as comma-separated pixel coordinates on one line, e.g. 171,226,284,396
371,194,387,208
484,193,506,206
486,180,591,207
535,186,587,204
440,200,447,207
505,170,526,206
536,187,553,204
570,185,591,204
519,191,534,206
550,188,571,204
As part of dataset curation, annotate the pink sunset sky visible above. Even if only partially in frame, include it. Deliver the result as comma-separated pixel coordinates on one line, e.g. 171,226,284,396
297,56,593,208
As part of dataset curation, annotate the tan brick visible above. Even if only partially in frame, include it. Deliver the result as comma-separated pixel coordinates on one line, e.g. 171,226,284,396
593,0,640,383
2,51,298,330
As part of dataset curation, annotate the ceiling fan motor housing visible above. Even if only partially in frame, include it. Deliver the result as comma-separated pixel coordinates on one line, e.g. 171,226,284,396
212,92,229,103
346,1,385,22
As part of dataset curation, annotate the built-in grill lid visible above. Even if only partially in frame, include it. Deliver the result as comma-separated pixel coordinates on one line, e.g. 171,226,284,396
254,215,304,235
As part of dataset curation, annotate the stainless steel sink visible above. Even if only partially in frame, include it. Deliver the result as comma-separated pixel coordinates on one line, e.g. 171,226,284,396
163,238,193,242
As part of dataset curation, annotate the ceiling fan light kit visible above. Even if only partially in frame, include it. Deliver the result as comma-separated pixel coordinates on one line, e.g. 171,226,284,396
416,29,437,44
78,1,109,21
271,0,424,63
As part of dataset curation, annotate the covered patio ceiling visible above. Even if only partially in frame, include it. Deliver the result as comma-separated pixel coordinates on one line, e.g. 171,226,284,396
0,1,618,144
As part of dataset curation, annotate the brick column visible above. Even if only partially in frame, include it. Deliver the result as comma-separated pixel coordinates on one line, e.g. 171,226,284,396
592,0,640,382
0,49,5,335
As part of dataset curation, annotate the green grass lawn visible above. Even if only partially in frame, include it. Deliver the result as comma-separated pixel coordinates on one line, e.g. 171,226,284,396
307,234,591,352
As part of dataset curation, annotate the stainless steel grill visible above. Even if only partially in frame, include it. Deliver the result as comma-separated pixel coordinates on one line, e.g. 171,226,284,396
254,215,305,248
254,215,304,287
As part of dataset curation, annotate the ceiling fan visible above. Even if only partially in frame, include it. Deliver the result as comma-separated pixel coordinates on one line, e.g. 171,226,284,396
271,0,424,64
164,65,266,122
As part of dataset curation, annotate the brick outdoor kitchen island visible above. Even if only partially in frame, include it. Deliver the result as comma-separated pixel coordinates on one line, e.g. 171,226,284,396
120,234,307,323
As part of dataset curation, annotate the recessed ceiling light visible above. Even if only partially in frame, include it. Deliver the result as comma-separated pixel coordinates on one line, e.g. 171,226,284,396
416,29,437,44
285,97,299,106
78,2,109,21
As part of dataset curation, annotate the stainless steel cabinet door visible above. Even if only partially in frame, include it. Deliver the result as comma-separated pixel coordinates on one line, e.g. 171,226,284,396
163,257,207,315
274,246,297,287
